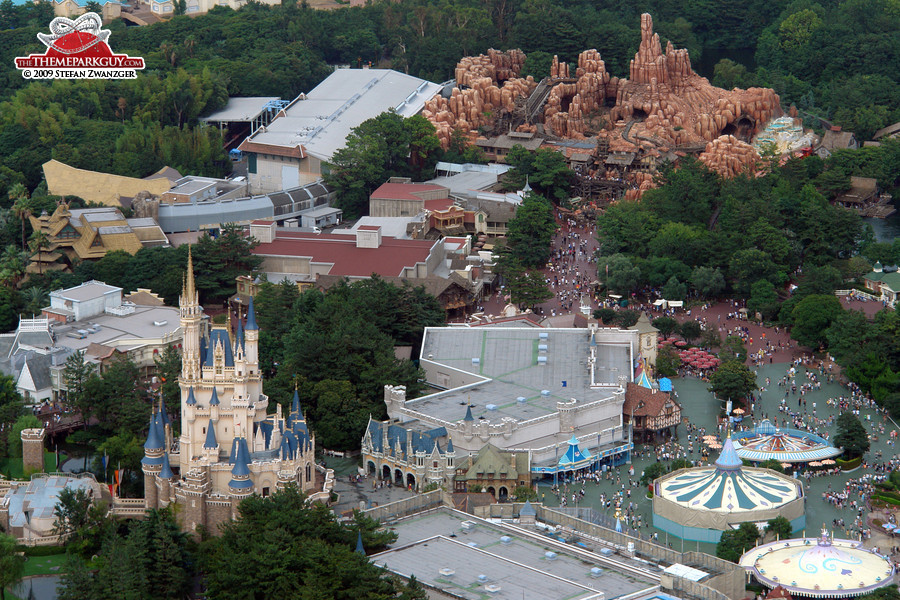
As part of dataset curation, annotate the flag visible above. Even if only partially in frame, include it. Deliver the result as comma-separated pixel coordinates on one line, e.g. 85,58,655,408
108,484,114,497
102,452,107,471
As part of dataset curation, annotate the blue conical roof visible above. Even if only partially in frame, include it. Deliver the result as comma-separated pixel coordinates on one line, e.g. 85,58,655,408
234,317,244,352
291,388,301,418
159,452,174,479
203,419,217,449
143,413,163,452
446,438,454,453
159,404,171,427
209,387,220,406
464,405,474,421
185,386,196,406
245,297,258,330
715,437,743,470
230,438,252,483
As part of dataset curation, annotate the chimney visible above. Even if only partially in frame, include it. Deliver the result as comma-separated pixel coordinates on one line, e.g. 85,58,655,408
249,220,276,243
831,125,842,132
355,225,382,248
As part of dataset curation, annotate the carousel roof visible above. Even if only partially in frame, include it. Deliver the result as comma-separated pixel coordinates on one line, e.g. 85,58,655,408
732,420,842,463
739,531,895,598
655,438,801,513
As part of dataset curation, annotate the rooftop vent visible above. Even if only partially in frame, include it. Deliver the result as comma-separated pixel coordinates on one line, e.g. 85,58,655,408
544,551,558,560
461,521,475,532
538,344,548,352
153,320,168,327
472,358,480,365
590,567,604,578
541,390,550,397
539,332,549,340
516,396,526,404
500,536,512,545
484,584,502,594
438,568,455,578
537,356,548,365
486,404,497,411
477,574,489,583
467,542,478,548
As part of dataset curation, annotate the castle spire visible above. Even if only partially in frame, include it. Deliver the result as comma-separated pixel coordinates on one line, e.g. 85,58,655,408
245,296,258,331
183,245,196,302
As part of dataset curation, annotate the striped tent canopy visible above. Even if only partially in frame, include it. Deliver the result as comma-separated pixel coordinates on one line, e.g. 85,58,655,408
732,420,842,463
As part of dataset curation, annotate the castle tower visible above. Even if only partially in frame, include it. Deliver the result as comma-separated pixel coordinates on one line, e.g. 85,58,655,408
21,428,46,474
179,246,201,383
228,437,254,519
141,412,165,509
158,452,175,507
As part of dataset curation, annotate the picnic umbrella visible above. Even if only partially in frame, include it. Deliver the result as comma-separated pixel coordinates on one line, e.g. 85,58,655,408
708,443,722,450
733,408,745,415
809,461,823,467
821,459,836,465
675,340,687,347
781,463,792,469
885,524,896,531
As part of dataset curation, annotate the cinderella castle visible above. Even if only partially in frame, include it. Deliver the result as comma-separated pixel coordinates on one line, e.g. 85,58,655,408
142,250,321,534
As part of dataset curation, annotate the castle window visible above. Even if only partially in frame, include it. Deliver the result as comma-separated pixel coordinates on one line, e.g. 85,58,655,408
262,487,270,497
433,461,438,468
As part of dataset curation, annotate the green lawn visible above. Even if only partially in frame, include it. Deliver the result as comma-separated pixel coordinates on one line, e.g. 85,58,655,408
0,452,68,480
22,552,68,577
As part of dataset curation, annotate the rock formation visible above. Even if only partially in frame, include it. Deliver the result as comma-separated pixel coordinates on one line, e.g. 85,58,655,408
424,50,536,149
699,135,760,178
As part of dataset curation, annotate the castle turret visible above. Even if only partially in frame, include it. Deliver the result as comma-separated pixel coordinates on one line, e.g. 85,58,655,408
142,413,165,509
203,419,219,461
179,247,201,382
158,451,174,506
243,297,259,368
229,437,254,518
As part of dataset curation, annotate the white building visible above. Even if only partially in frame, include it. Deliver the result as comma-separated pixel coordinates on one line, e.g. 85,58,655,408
238,69,443,194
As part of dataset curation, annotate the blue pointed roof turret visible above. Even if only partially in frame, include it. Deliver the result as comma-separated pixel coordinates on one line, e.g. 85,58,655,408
434,440,442,454
356,531,365,555
714,437,743,470
159,403,171,427
245,297,258,331
446,438,454,453
520,500,536,516
291,388,301,417
185,386,196,406
209,386,220,406
143,413,164,452
234,316,244,352
229,438,254,490
203,419,217,449
159,452,174,479
464,405,474,421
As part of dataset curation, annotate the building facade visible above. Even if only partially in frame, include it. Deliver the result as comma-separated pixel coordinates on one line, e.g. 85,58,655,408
142,250,322,535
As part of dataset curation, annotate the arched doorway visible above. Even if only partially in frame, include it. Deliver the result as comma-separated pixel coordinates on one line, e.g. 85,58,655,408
367,461,376,475
394,469,403,486
498,486,509,502
382,465,391,480
406,473,416,490
487,486,496,498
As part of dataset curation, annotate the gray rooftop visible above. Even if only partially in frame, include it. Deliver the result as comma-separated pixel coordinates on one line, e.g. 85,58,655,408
245,69,443,161
200,96,280,123
53,305,180,352
51,281,120,302
374,509,656,600
413,328,631,424
167,179,217,195
332,216,424,240
4,476,96,528
299,205,342,218
428,171,502,195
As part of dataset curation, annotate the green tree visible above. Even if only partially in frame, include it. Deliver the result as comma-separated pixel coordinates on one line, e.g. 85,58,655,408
324,112,441,218
505,146,573,202
615,309,641,328
26,228,50,275
833,412,870,459
661,276,687,301
62,351,94,413
747,280,778,320
503,193,556,269
84,0,101,12
679,320,702,344
716,522,760,562
639,462,667,486
690,266,726,299
505,264,553,309
766,515,793,540
307,380,371,451
8,183,31,251
0,532,25,600
709,360,756,404
7,413,40,458
655,345,682,377
201,487,421,600
790,294,843,349
652,316,678,339
154,345,182,427
593,307,617,325
193,224,262,303
599,254,642,295
0,374,23,461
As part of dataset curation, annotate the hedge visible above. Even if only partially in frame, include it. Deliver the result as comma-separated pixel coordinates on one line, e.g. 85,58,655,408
836,456,862,470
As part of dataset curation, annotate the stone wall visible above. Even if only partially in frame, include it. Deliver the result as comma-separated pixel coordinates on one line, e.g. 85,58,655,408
21,428,46,475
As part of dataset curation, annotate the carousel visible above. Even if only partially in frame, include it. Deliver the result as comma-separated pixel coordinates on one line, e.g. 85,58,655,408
739,527,895,598
652,438,805,542
732,420,842,465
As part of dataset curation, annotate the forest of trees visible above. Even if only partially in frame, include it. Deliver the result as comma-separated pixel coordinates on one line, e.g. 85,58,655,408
0,0,896,193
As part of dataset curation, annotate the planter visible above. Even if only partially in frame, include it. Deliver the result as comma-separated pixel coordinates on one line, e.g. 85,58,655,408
836,456,862,471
